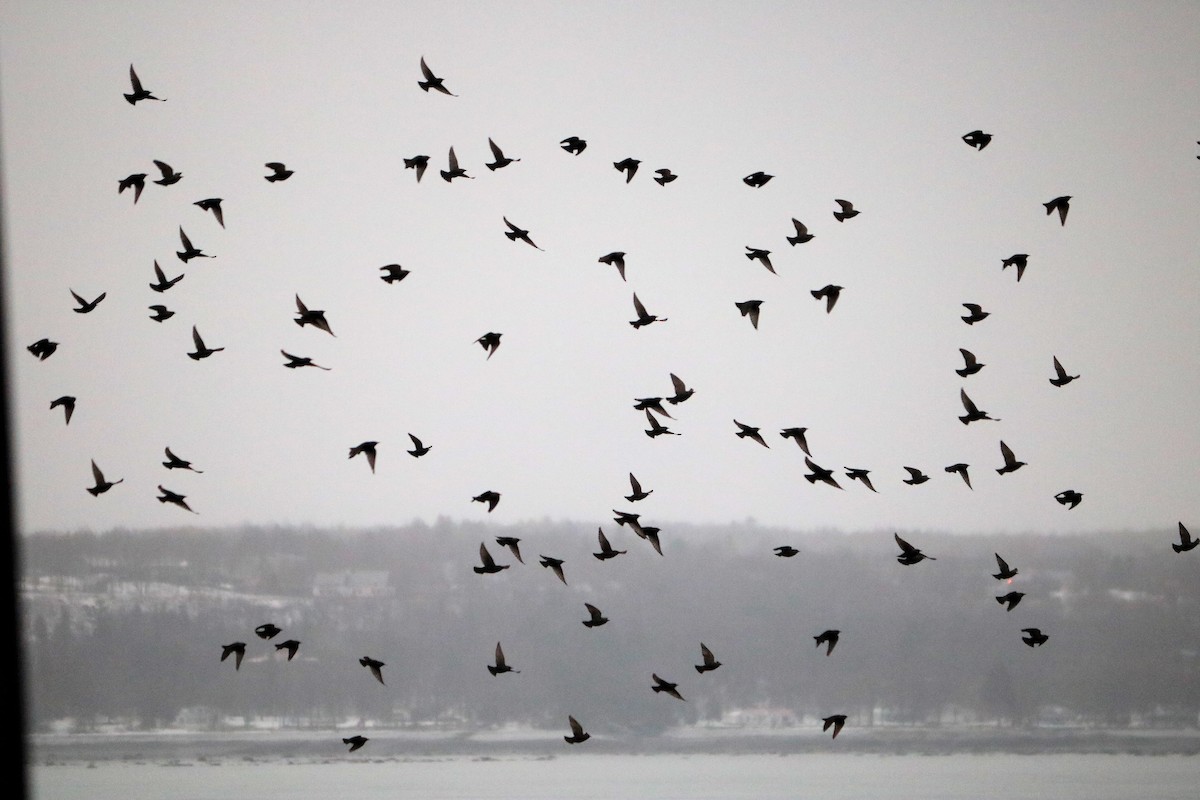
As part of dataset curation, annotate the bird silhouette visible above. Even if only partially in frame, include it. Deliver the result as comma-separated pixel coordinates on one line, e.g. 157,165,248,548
564,716,589,744
695,643,722,673
956,348,984,377
814,629,840,656
594,528,626,560
735,300,763,329
188,326,223,360
651,674,685,701
996,591,1025,611
1001,253,1029,282
779,427,812,456
613,157,640,182
582,602,609,627
418,56,456,95
403,155,430,182
833,199,859,221
1021,628,1049,647
902,466,930,485
894,532,935,565
959,389,999,424
1173,522,1198,553
845,468,877,492
782,220,815,248
406,434,431,457
1055,490,1083,509
473,490,501,512
281,350,331,370
745,247,775,274
630,293,667,328
641,526,664,556
380,264,410,284
993,553,1018,580
264,162,293,182
653,168,677,185
343,736,368,752
220,642,245,670
473,542,508,574
625,474,652,502
294,295,335,336
150,261,183,293
804,457,843,489
613,510,643,534
488,642,519,675
822,715,847,739
148,305,174,322
961,130,992,150
1049,356,1079,387
666,373,694,404
440,147,473,182
118,173,146,203
27,339,58,360
1044,195,1071,226
87,460,123,496
255,624,282,640
503,216,543,250
496,536,523,564
774,545,799,558
359,656,386,684
176,227,212,262
598,251,627,281
475,332,502,359
124,65,164,104
539,555,567,585
152,160,181,186
996,441,1026,474
743,171,773,188
163,447,203,472
70,289,106,314
194,198,224,228
157,485,196,513
560,136,587,155
811,285,843,313
485,138,519,170
945,463,973,489
961,303,990,325
348,441,378,473
734,420,769,448
275,639,301,660
50,396,75,425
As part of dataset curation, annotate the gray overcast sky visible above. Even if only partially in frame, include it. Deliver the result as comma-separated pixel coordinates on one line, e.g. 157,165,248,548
2,1,1199,535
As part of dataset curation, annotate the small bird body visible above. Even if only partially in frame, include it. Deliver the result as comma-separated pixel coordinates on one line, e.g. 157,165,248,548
959,389,999,425
28,339,59,360
961,130,992,150
957,348,984,377
560,136,587,155
787,219,814,245
221,642,245,670
343,736,368,752
150,261,183,293
475,332,502,359
651,673,685,701
811,285,843,313
70,289,107,314
625,474,652,502
993,553,1018,580
473,490,500,512
804,457,843,489
695,643,722,673
845,468,877,492
613,157,640,182
380,264,410,283
564,716,589,744
177,227,212,262
118,173,146,203
667,373,694,404
774,545,799,558
582,602,608,627
780,427,811,456
440,147,472,181
997,591,1025,611
275,639,301,660
1001,254,1029,282
148,305,174,322
996,440,1026,474
894,532,935,565
1055,490,1083,509
594,528,626,560
50,396,75,425
281,351,331,370
485,138,519,170
599,251,627,281
630,293,667,328
822,715,847,739
503,216,543,250
736,300,763,329
406,434,431,457
157,485,196,513
833,199,859,221
745,247,775,274
348,441,378,473
418,56,457,95
1021,628,1049,647
653,168,677,185
153,160,181,186
734,420,769,448
194,198,224,228
496,536,523,563
87,460,123,496
488,642,519,675
255,624,281,639
294,295,335,336
945,463,973,489
403,155,429,182
124,65,164,104
1174,523,1199,553
961,303,990,325
814,629,840,656
1049,356,1079,387
902,466,929,485
1044,195,1071,226
264,162,293,182
539,555,567,585
163,447,203,472
743,171,773,188
474,542,508,574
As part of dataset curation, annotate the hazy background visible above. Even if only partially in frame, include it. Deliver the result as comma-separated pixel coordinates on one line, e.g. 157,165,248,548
3,1,1200,535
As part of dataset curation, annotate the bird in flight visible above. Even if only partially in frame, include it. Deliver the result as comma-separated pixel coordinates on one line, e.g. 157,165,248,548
787,219,814,245
1001,253,1029,282
176,227,212,263
359,656,386,685
774,545,799,558
956,348,984,377
188,326,224,360
653,168,677,185
440,146,472,182
996,591,1025,611
503,216,543,250
833,199,859,221
488,642,519,675
124,65,165,104
406,434,431,457
745,247,775,274
560,136,587,155
380,264,410,283
1049,356,1079,387
150,261,183,293
1055,489,1083,509
473,542,508,574
403,155,430,182
118,173,146,203
1173,522,1199,553
804,457,843,489
343,736,368,752
582,602,608,627
902,466,929,485
996,441,1026,474
157,485,197,513
539,555,567,585
594,528,626,560
418,56,456,95
50,396,75,425
651,674,685,701
894,532,935,565
485,138,519,170
27,338,58,361
1044,195,1071,226
814,629,840,656
612,510,643,534
822,715,847,739
87,460,123,496
1021,628,1049,647
152,160,182,186
613,157,640,182
70,289,106,314
959,389,999,425
163,447,203,472
743,171,773,188
275,639,301,660
811,285,843,313
961,130,992,150
630,293,667,328
735,300,763,329
255,624,282,639
625,474,652,502
473,490,501,512
264,162,293,182
564,716,589,744
598,251,627,281
734,420,769,448
496,536,523,564
644,411,679,438
281,351,331,370
779,427,812,456
666,373,694,404
148,305,174,322
695,643,721,673
961,303,990,325
845,468,877,492
294,295,335,336
945,463,973,489
220,642,245,670
194,198,224,228
475,332,502,360
348,441,378,473
993,553,1018,580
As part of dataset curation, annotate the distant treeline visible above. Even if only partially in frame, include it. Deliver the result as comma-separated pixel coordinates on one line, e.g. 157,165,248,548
18,520,1200,732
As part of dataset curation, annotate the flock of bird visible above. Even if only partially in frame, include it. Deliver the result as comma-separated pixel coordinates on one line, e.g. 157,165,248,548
24,61,1199,754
